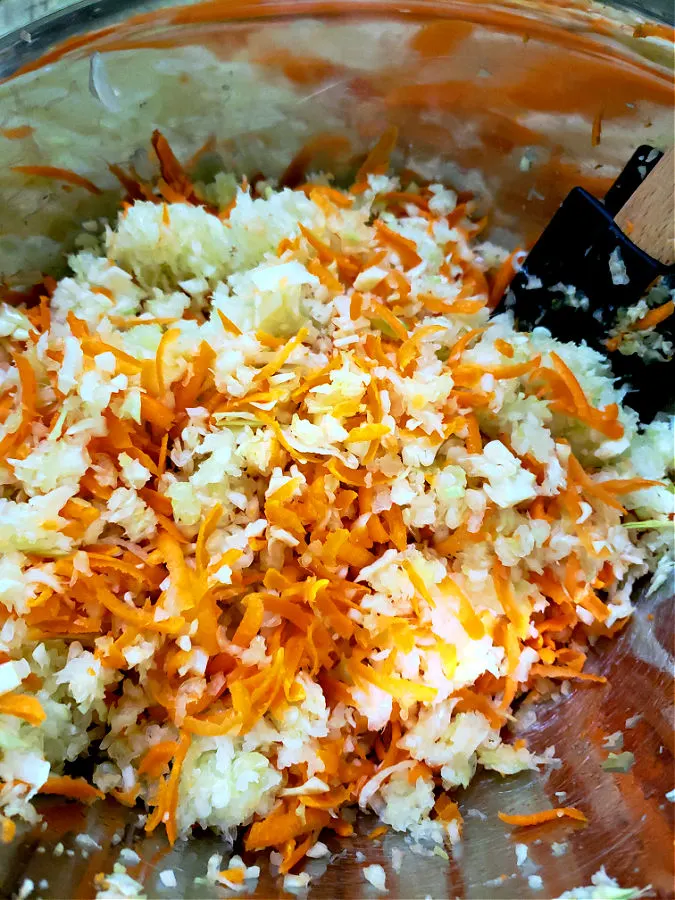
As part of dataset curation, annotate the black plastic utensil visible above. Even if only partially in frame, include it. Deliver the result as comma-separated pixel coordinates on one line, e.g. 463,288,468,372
498,145,674,420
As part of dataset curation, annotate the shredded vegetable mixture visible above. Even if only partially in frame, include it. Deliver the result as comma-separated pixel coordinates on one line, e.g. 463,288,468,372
0,132,673,873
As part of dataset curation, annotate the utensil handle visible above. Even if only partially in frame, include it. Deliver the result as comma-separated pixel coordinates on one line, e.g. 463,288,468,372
614,146,674,265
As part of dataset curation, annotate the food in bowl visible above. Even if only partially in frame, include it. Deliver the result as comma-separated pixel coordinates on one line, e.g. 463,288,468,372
0,132,672,885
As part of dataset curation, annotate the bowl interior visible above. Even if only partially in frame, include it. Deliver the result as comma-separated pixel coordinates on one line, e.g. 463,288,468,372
0,2,672,897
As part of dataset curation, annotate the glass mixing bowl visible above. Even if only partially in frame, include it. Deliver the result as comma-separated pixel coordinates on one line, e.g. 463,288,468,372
0,2,672,897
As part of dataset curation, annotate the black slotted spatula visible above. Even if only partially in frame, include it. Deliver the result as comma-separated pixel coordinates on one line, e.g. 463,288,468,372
498,145,674,420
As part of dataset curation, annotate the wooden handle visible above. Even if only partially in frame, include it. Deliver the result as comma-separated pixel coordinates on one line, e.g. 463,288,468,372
614,146,674,265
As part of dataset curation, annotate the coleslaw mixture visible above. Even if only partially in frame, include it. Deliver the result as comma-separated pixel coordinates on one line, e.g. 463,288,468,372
0,132,673,875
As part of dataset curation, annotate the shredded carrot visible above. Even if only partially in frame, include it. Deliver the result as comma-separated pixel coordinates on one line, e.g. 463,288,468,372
539,353,624,440
435,794,462,823
155,328,181,394
108,163,155,202
488,356,541,381
254,327,308,383
373,219,422,269
111,785,141,808
447,326,489,361
397,324,445,372
280,833,317,874
299,183,354,208
353,126,398,186
594,477,663,494
493,562,529,638
164,731,190,845
232,594,265,647
307,257,344,292
464,412,482,454
138,740,179,778
498,807,587,827
402,560,434,608
186,135,216,171
630,299,674,332
12,165,102,195
2,125,33,140
488,249,524,309
107,316,180,330
368,299,409,341
345,423,390,443
381,505,407,551
40,776,104,804
499,675,518,713
219,867,245,885
567,454,627,513
96,583,184,634
182,710,241,736
0,693,46,725
140,394,174,431
87,553,155,584
529,664,606,683
246,803,331,850
217,309,243,336
145,730,190,844
157,432,169,476
195,502,222,574
494,338,514,358
14,352,37,424
151,129,195,201
453,688,501,729
352,659,437,703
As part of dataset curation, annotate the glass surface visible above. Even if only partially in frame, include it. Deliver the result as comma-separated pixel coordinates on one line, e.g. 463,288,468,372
0,2,672,897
